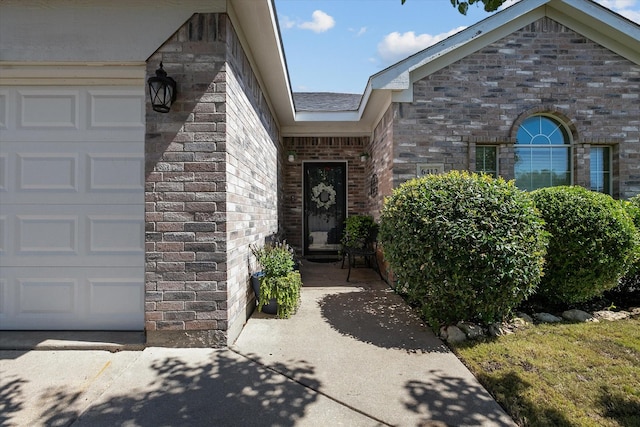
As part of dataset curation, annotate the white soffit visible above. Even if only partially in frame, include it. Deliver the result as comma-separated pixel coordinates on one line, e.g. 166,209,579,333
230,0,296,127
0,0,226,62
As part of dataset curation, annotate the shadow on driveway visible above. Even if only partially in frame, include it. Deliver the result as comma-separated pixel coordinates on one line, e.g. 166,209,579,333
318,290,449,354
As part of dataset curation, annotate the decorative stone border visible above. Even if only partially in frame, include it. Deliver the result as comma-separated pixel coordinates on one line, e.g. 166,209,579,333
440,307,640,344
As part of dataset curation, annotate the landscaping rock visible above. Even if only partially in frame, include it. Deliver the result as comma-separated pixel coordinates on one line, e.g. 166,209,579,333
630,307,640,318
442,325,467,344
562,309,598,323
457,321,485,339
534,312,563,323
488,323,514,337
515,312,534,324
593,310,630,321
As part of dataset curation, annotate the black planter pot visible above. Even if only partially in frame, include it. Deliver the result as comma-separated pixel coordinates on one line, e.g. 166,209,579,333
251,272,277,315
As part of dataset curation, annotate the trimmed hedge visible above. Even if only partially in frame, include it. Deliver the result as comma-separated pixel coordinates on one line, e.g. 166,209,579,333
619,195,640,290
380,171,548,328
531,186,637,304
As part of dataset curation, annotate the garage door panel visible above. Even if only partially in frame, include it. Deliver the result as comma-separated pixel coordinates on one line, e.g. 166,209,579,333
1,142,143,204
0,204,143,267
88,154,144,192
18,153,79,191
88,215,144,254
0,86,144,330
0,154,6,191
89,90,145,128
19,278,77,314
0,216,5,254
0,267,143,330
89,278,144,316
18,89,80,129
0,91,7,128
17,215,78,255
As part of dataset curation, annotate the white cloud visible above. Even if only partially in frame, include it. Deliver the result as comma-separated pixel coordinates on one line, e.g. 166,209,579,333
350,26,367,37
598,0,640,22
619,8,640,21
279,15,296,30
598,0,637,9
377,27,467,65
299,10,335,33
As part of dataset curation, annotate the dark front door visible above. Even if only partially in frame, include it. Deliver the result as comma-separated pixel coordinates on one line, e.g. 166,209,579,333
304,162,346,257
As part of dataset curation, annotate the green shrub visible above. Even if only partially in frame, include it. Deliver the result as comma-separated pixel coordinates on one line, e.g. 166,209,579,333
342,215,378,249
531,186,637,304
618,195,640,291
379,171,548,328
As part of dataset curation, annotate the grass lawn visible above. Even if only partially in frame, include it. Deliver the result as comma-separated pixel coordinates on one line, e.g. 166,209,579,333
450,318,640,427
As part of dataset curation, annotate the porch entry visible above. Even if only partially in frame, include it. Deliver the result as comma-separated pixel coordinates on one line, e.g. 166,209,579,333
303,162,347,258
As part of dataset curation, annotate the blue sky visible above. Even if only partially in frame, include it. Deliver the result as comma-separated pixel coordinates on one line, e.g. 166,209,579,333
274,0,640,94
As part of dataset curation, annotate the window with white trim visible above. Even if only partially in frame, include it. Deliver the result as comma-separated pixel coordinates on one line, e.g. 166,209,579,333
590,146,611,194
515,115,572,191
476,146,498,178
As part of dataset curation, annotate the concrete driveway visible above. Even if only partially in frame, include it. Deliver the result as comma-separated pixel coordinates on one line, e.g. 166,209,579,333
0,260,516,426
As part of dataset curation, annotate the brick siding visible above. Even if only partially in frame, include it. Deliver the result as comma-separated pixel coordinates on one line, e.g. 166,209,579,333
393,17,639,199
145,13,280,347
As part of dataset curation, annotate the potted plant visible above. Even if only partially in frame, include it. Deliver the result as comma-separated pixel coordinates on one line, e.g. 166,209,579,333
250,241,302,318
340,215,382,280
341,215,378,251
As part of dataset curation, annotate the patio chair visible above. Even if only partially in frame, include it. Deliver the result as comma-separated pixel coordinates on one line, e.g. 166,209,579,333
341,227,383,282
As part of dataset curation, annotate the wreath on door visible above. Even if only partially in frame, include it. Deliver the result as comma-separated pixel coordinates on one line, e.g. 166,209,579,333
311,182,336,210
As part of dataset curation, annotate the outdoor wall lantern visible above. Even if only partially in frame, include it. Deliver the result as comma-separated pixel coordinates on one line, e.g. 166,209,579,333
147,62,177,113
288,151,296,162
360,152,370,162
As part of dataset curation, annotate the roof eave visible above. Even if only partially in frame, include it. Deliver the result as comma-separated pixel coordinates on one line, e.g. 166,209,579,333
368,0,640,101
230,0,296,128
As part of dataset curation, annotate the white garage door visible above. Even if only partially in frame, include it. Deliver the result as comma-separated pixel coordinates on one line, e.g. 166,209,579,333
0,86,145,330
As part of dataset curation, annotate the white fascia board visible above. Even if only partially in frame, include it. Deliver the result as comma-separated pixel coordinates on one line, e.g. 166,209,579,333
227,0,296,127
295,111,362,122
281,123,372,137
356,83,374,118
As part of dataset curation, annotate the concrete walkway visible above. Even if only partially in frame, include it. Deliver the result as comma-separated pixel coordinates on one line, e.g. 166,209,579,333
0,260,516,426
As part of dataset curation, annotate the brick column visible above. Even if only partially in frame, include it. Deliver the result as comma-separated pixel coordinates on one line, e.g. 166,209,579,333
145,13,228,347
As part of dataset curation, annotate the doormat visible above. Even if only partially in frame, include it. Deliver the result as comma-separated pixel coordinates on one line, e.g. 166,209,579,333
304,258,340,263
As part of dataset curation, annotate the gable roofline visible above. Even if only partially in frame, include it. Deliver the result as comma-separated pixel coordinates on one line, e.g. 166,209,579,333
244,0,640,136
366,0,640,103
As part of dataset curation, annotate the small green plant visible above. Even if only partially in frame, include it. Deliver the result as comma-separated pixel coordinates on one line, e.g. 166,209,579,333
342,215,378,250
380,171,548,329
257,271,302,319
531,186,637,304
251,241,295,277
250,241,301,318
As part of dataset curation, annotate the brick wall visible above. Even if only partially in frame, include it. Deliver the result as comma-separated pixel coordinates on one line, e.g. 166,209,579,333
144,13,280,347
283,137,369,254
225,16,281,344
394,17,639,199
368,106,395,219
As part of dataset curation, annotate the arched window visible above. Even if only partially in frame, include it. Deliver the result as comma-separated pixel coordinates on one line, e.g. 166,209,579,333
515,115,571,191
